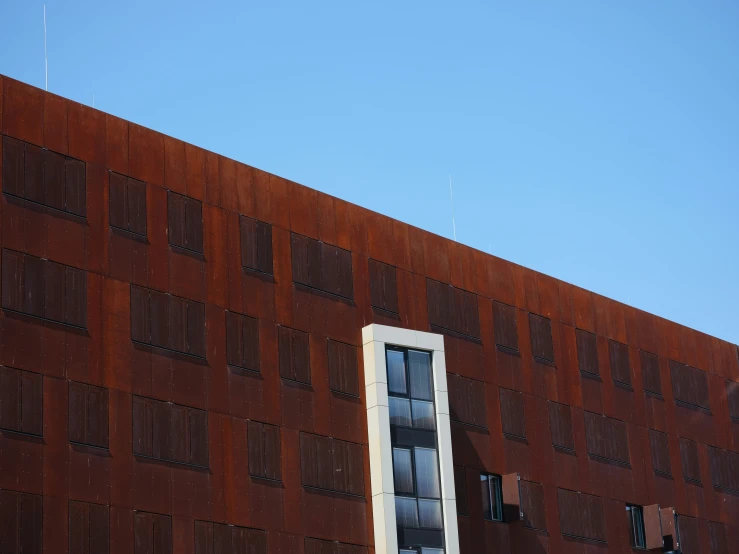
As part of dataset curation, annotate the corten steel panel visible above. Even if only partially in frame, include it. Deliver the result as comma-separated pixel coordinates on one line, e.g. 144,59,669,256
1,75,738,553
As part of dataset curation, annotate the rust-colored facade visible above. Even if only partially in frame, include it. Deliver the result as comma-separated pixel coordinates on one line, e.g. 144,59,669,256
0,74,737,553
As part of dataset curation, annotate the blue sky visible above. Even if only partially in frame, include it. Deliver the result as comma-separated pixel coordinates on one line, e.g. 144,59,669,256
1,1,737,344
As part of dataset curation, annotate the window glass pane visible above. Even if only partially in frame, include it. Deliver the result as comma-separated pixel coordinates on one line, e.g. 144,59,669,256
481,475,492,520
412,400,436,429
393,448,414,494
389,397,412,427
414,448,441,498
395,496,419,528
421,549,444,554
627,506,646,548
481,474,502,520
387,349,408,394
409,350,433,400
418,499,443,529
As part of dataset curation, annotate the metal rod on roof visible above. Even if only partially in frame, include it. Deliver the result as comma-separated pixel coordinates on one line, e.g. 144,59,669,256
449,174,457,242
44,5,48,91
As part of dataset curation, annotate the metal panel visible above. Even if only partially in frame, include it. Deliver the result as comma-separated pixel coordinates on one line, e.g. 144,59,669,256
708,446,739,492
500,388,526,438
649,429,672,476
529,313,554,362
68,500,89,554
290,233,309,285
643,504,663,551
584,411,629,465
493,301,518,351
88,503,110,554
640,350,661,395
132,396,153,457
68,381,87,444
44,149,66,210
240,216,258,270
130,286,151,344
263,423,281,481
671,360,710,410
169,403,189,464
248,420,265,478
726,379,739,420
189,408,209,467
549,401,575,451
127,177,147,236
321,243,339,296
19,492,43,554
608,339,631,385
679,438,701,483
241,314,260,372
708,520,729,554
23,253,45,318
109,171,128,230
0,366,21,432
255,220,273,275
64,266,87,328
151,399,173,462
186,300,206,358
64,158,86,216
167,191,186,248
194,521,214,554
2,135,24,196
24,142,44,203
184,196,203,253
20,370,43,436
677,515,700,554
336,246,354,300
520,480,546,531
167,295,187,354
149,290,170,349
1,249,23,311
576,328,599,376
226,311,243,367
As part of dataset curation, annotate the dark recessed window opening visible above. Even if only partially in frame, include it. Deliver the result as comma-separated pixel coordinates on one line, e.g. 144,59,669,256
240,215,273,275
576,329,599,377
167,190,203,254
493,301,519,353
529,313,554,364
626,505,646,549
369,259,399,315
291,233,353,300
481,473,503,522
109,171,147,237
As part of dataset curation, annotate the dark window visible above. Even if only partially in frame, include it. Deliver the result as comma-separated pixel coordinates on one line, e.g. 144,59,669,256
248,420,281,481
304,538,367,554
225,311,260,372
2,249,87,328
327,340,359,396
240,216,273,275
130,285,206,358
677,515,700,554
387,349,437,430
447,373,486,429
626,505,646,549
529,313,554,364
576,329,599,376
392,447,443,530
0,366,43,436
2,135,86,217
426,278,480,340
520,480,547,530
584,412,629,465
679,438,701,484
0,489,43,554
278,326,311,384
557,489,607,542
726,379,739,422
69,500,109,554
709,521,729,554
493,301,518,353
109,171,147,237
167,191,203,254
549,401,575,451
481,474,503,521
368,259,399,314
670,361,710,411
454,466,469,516
500,388,526,439
299,432,364,496
133,512,172,554
609,340,631,386
132,396,208,468
640,350,661,395
707,446,739,492
649,429,672,476
291,233,353,300
68,381,109,449
194,520,267,554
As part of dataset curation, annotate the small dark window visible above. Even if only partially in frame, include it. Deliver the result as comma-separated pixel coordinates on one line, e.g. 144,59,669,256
109,171,147,237
649,429,672,476
481,473,503,521
0,366,43,436
548,401,575,451
500,388,526,439
493,301,518,353
2,135,86,217
641,350,661,396
278,326,311,384
327,340,359,396
679,438,701,484
368,259,399,314
0,489,43,554
528,313,554,364
68,381,109,449
194,521,267,554
167,191,203,254
248,420,281,481
132,396,208,468
2,249,87,328
626,505,646,548
291,233,353,300
576,329,599,376
447,373,486,429
69,500,109,554
225,311,260,372
725,379,739,422
134,512,172,554
609,340,631,386
240,216,273,275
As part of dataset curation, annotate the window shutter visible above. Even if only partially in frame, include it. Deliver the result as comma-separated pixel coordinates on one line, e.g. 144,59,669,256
69,501,109,554
0,366,22,432
557,489,606,542
1,249,23,312
24,253,45,318
24,142,44,203
167,190,185,249
2,135,24,196
184,196,203,253
0,490,43,554
709,521,729,554
64,266,87,328
44,150,65,210
64,158,86,217
248,420,281,481
132,396,153,457
726,380,739,421
671,361,710,411
548,401,575,451
448,374,487,428
641,350,661,395
127,177,147,236
708,446,739,492
679,438,701,483
226,312,260,372
169,404,189,464
426,278,481,339
576,329,599,376
677,515,700,554
584,412,629,465
109,172,127,230
529,314,554,363
300,432,362,495
134,512,172,554
520,480,546,530
291,233,353,300
149,290,169,349
167,296,187,353
279,326,310,384
649,429,671,476
608,339,631,386
493,301,518,352
68,381,109,448
327,340,358,396
130,286,151,344
368,259,399,314
44,260,64,323
20,370,43,436
189,408,209,468
500,388,526,439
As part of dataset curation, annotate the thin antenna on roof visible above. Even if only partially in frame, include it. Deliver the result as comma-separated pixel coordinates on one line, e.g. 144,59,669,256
449,174,457,242
43,5,48,91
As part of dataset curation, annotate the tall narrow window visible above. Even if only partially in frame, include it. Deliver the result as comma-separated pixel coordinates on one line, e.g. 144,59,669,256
69,501,109,554
481,474,503,521
679,438,701,484
529,313,554,364
500,388,526,439
641,350,661,396
109,171,147,237
0,489,43,554
493,301,518,353
225,311,260,372
387,348,436,431
278,326,311,384
0,366,43,436
167,191,203,254
369,259,399,314
248,420,281,481
68,381,109,449
240,216,273,275
626,505,646,548
577,329,599,376
134,512,172,554
609,340,631,386
327,339,359,396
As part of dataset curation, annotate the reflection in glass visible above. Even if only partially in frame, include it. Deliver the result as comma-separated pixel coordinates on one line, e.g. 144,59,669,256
387,349,407,394
626,505,646,548
389,397,412,427
393,448,414,494
481,474,502,521
395,496,419,528
414,448,441,499
409,350,433,400
421,549,444,554
418,498,443,529
412,400,436,430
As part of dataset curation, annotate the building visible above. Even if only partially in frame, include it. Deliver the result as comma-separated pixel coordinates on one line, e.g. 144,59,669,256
0,74,737,554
